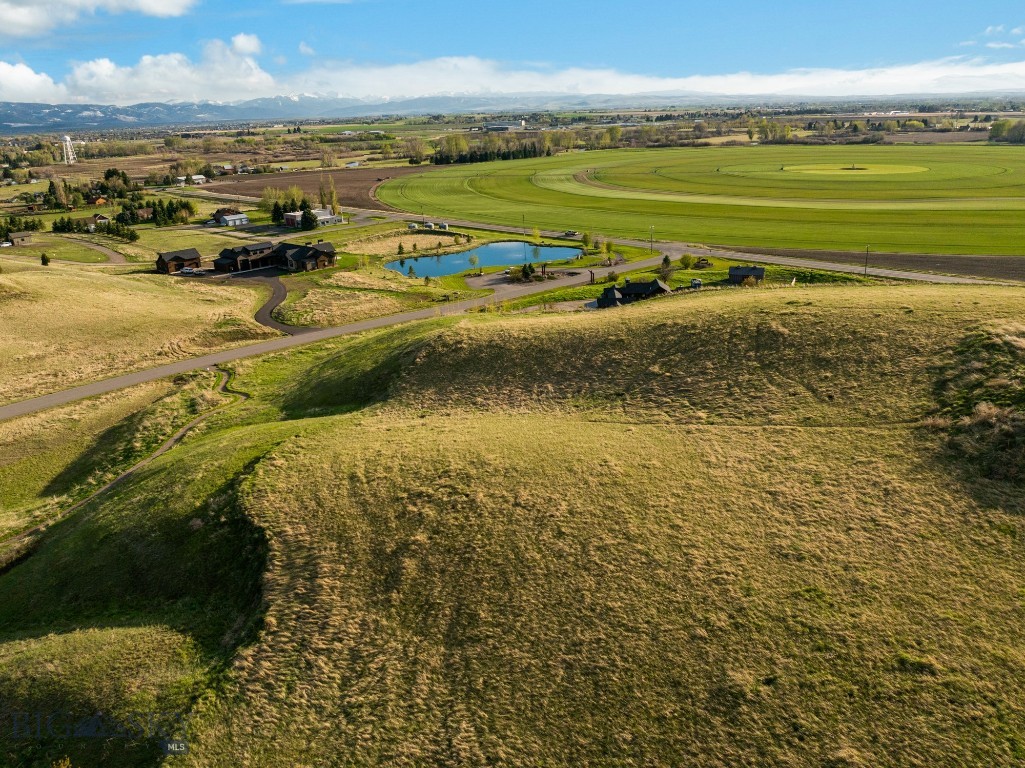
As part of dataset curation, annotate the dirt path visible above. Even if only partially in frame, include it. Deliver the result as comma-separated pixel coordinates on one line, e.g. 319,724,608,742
0,367,247,575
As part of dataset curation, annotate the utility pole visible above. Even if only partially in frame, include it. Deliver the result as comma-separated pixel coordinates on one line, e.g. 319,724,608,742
649,225,654,254
864,245,869,276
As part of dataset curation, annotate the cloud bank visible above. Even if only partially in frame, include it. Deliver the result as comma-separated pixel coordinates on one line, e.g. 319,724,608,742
0,0,198,36
3,43,1025,105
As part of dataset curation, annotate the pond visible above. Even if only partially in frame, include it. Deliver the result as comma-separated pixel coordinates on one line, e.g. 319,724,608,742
384,241,582,278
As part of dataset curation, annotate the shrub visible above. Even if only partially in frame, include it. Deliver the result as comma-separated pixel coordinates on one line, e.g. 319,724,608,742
679,254,696,269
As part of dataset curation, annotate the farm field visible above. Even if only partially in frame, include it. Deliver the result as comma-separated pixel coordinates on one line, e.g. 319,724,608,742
4,283,1025,765
0,260,274,404
205,165,434,209
377,145,1025,255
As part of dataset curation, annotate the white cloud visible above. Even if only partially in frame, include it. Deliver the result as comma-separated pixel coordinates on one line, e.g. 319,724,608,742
0,61,68,102
986,41,1017,49
8,52,1025,105
957,40,978,47
299,42,316,56
0,0,198,36
231,33,263,56
62,39,275,103
985,25,1006,36
1013,26,1025,35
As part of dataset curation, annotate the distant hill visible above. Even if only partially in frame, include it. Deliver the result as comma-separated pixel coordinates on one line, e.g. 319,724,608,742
3,90,1025,132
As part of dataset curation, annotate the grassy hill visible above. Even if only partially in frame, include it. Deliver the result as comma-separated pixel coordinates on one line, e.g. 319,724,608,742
4,284,1025,766
0,260,275,404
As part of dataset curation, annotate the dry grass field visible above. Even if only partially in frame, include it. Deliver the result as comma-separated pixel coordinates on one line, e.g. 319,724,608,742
5,283,1025,766
0,262,275,404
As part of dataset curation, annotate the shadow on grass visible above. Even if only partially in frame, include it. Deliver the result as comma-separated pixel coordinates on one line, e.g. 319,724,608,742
0,459,269,768
927,327,1025,510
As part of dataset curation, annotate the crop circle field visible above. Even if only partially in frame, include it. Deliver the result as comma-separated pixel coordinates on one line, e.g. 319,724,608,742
377,146,1025,255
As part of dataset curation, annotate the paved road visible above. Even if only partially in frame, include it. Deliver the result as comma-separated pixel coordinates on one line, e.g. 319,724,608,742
228,271,319,336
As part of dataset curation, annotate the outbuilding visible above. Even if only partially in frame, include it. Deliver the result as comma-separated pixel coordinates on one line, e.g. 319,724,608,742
156,248,202,274
7,231,32,246
728,266,766,285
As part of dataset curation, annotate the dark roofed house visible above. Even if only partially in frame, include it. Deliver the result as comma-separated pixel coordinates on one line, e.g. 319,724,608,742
596,285,623,309
7,231,32,246
213,241,275,273
156,248,202,274
595,278,671,309
277,240,336,272
728,265,766,285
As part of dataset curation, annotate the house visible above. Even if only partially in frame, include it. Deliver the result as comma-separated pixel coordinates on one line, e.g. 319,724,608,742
156,248,202,274
283,209,342,228
596,278,671,309
94,214,112,226
7,231,32,246
190,175,207,185
276,240,336,272
87,195,107,206
219,213,250,227
175,176,188,186
596,286,623,309
213,242,275,273
136,207,154,222
728,266,766,285
211,240,336,273
72,216,98,232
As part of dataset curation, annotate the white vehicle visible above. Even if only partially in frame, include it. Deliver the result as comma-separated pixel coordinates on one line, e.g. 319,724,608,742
192,269,206,276
179,267,195,275
407,222,418,230
0,242,10,248
436,222,449,231
423,222,435,230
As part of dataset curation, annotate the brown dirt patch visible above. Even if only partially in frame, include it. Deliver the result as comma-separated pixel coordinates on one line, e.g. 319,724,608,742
345,233,464,257
205,166,437,209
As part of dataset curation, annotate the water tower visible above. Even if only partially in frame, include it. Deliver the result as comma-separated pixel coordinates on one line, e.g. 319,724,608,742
61,135,77,165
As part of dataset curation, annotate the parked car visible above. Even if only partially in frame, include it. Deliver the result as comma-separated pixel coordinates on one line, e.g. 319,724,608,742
192,269,206,276
179,267,195,275
424,222,435,230
0,242,10,248
564,230,580,237
436,223,449,231
407,222,418,230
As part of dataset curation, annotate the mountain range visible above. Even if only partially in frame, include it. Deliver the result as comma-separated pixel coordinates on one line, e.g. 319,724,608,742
1,91,1022,133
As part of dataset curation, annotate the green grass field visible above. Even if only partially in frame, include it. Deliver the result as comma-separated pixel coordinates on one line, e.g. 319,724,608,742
377,145,1025,255
4,283,1025,765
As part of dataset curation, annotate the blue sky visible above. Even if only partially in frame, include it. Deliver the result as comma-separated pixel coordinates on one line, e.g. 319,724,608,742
2,0,1025,103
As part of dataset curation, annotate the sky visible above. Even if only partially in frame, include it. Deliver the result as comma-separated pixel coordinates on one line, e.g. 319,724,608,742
3,0,1025,104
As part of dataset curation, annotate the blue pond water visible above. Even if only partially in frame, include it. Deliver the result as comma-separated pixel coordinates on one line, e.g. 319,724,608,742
384,241,582,278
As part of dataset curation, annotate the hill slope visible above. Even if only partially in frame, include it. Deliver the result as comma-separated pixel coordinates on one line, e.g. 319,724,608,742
4,284,1025,767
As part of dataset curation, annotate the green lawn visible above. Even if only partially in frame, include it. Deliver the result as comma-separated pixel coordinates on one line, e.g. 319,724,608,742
377,145,1025,255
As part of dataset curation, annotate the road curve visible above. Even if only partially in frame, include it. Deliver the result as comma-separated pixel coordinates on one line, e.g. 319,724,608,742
0,229,1004,424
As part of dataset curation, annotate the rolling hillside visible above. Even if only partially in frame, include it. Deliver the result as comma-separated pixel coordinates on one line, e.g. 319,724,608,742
3,284,1025,767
